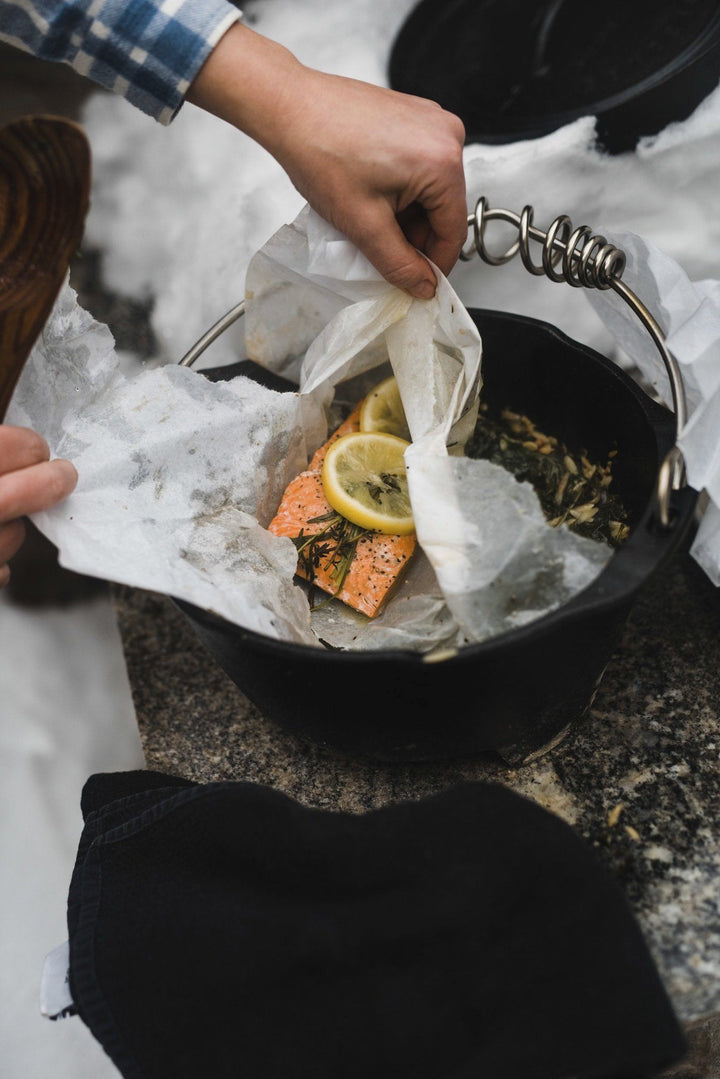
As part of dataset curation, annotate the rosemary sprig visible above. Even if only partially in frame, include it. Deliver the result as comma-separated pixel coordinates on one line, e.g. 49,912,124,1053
291,510,371,608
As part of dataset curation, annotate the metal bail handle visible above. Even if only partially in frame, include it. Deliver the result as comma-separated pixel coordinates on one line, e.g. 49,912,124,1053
460,197,688,530
178,197,689,530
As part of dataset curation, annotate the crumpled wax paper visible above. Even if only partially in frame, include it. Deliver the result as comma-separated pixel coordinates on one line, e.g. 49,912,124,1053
18,202,716,656
7,279,328,645
221,204,612,649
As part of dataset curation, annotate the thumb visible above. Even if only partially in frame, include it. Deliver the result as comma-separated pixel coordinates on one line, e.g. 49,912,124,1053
345,204,438,299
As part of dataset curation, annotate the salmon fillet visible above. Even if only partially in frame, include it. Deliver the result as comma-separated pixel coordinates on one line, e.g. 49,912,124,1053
268,406,416,618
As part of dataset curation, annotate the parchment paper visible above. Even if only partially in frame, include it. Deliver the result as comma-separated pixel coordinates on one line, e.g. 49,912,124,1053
10,204,717,655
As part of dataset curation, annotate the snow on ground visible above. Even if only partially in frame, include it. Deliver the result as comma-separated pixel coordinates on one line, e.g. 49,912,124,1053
1,592,144,1078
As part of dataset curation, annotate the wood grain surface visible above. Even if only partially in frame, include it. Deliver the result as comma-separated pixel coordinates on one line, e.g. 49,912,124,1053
0,114,90,419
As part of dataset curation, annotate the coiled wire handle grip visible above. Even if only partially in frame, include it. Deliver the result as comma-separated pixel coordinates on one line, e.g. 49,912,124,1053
178,198,688,529
461,198,687,528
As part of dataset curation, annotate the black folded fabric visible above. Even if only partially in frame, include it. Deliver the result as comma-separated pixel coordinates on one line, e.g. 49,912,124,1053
67,771,686,1079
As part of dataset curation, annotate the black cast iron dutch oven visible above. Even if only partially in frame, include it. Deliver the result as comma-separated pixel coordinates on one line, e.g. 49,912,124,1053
388,0,720,153
174,206,698,766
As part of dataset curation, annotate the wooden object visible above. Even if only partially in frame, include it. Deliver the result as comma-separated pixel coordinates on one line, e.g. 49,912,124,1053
0,115,91,420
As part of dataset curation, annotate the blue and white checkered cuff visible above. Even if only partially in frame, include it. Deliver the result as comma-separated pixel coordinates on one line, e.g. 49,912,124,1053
0,0,242,123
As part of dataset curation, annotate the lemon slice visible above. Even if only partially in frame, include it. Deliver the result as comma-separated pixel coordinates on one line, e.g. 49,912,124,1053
359,375,411,441
321,431,414,534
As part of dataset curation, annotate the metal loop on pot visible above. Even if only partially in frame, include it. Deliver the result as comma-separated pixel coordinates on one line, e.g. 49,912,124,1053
460,197,627,291
653,446,685,531
179,197,689,531
461,197,687,529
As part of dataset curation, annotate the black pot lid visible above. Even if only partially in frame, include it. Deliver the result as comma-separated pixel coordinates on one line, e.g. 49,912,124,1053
388,0,720,152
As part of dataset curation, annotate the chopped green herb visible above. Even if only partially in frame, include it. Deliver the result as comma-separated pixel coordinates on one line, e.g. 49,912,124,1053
291,510,371,608
467,404,630,548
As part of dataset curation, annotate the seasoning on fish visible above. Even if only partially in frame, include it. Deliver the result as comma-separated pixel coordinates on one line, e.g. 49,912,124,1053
268,403,416,617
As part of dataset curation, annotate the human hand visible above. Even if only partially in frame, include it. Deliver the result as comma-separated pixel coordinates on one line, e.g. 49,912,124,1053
0,426,77,587
187,26,468,299
265,67,467,299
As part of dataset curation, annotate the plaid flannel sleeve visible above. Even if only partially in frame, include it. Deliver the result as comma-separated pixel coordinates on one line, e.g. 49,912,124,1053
0,0,242,123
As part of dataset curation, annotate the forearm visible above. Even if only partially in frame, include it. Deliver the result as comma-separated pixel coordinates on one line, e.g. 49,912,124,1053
185,23,300,156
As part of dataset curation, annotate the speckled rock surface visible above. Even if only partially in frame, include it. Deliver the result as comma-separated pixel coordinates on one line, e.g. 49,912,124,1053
113,546,720,1041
